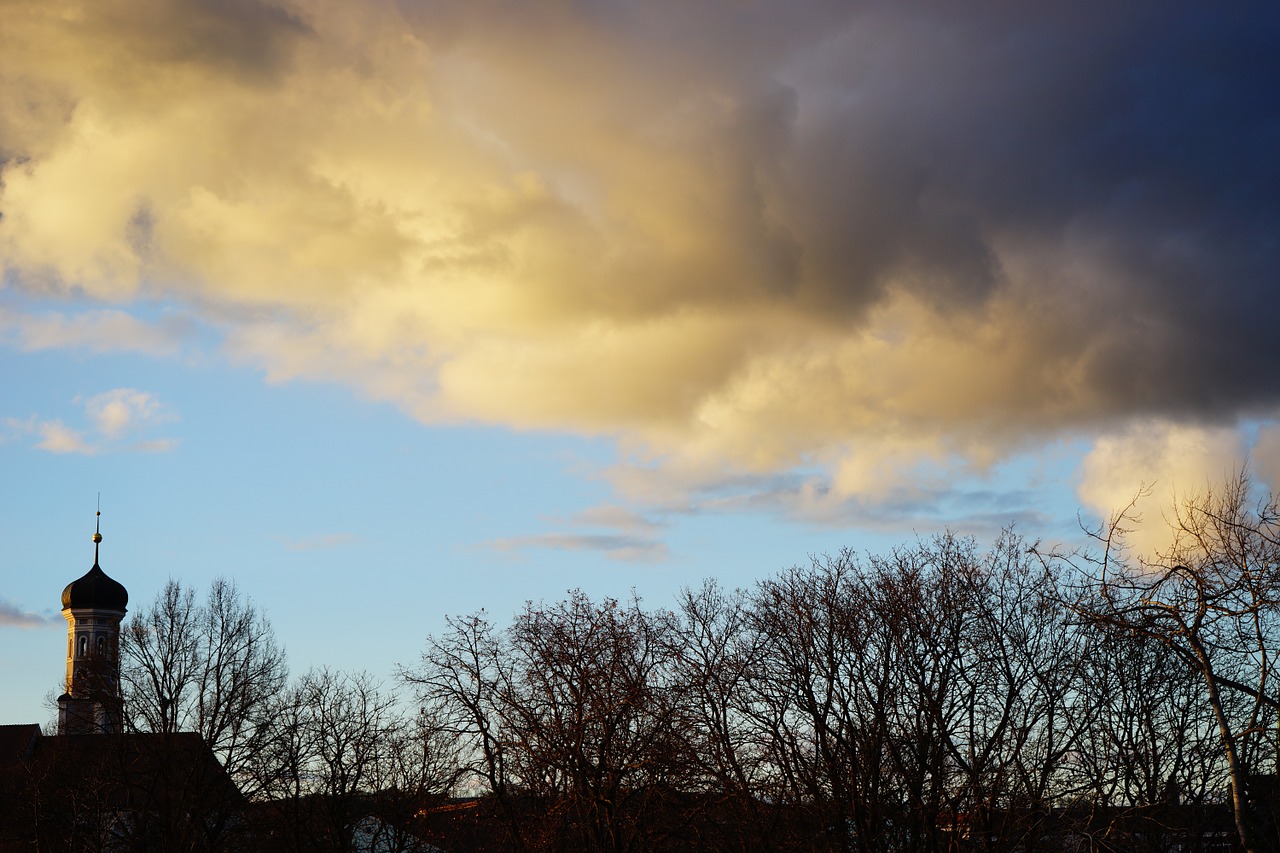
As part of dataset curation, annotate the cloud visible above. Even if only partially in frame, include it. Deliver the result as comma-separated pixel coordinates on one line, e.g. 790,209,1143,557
0,306,192,356
3,1,1278,503
563,504,662,535
599,449,1060,544
279,532,360,552
82,388,175,439
490,532,670,564
0,600,56,628
1,415,35,444
8,388,178,455
1077,420,1251,557
34,419,96,455
128,438,181,453
1252,425,1280,494
489,502,669,563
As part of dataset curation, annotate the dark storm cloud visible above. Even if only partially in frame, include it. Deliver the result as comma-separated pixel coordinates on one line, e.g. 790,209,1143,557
779,4,1280,313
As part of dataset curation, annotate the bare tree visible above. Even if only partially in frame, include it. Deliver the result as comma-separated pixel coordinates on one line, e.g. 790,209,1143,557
406,611,530,848
919,532,1088,851
120,577,287,798
746,550,873,853
301,668,401,852
669,580,779,852
743,533,1088,853
1055,471,1280,853
196,578,289,786
251,669,423,853
120,579,200,736
408,592,687,853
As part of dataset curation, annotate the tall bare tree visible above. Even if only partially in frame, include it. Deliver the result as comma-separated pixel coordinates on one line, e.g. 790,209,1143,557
120,577,288,797
746,550,874,853
669,580,779,852
408,592,687,853
743,533,1087,853
1057,471,1280,853
249,668,444,853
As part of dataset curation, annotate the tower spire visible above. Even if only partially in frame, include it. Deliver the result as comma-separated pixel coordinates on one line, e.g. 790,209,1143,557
60,495,127,735
93,495,102,566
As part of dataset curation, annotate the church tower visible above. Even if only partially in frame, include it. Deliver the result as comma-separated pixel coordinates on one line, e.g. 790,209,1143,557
57,512,129,736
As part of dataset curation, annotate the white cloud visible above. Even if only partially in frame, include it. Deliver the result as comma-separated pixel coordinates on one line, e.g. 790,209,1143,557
34,420,96,455
82,388,174,439
7,388,179,455
1,415,37,443
1077,420,1249,558
0,307,191,356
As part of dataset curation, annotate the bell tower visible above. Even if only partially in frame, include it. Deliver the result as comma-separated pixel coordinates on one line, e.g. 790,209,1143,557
57,511,129,735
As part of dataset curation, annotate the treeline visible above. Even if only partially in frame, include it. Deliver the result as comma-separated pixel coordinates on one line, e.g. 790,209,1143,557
15,473,1280,853
408,533,1266,853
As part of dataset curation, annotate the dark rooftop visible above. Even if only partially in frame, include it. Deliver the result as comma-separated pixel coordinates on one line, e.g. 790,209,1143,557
61,563,128,613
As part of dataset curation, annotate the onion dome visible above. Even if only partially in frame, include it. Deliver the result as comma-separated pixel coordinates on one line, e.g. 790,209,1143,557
61,564,129,612
60,511,128,612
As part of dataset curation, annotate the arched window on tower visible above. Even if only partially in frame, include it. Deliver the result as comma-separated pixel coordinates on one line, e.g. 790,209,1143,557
78,635,88,658
97,635,106,656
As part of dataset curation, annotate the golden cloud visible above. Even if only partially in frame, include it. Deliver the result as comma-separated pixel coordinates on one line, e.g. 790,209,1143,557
4,0,1278,499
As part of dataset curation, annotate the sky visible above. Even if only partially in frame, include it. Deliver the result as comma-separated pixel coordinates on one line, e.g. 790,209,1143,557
3,0,1280,726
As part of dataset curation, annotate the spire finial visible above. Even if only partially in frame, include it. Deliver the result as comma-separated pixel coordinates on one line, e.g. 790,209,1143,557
92,496,102,564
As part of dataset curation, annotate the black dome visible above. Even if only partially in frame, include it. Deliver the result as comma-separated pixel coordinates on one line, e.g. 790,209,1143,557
61,564,128,612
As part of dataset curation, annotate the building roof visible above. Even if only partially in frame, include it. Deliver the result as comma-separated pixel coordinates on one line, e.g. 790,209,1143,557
0,731,246,851
33,732,244,811
61,563,129,612
0,725,40,767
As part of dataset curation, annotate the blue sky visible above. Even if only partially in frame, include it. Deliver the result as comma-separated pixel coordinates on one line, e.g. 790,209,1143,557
4,0,1280,726
1,322,1090,725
